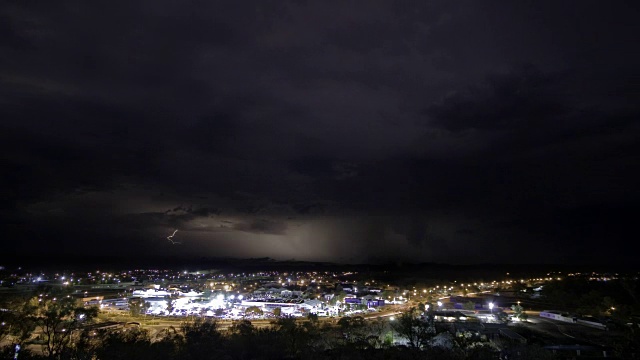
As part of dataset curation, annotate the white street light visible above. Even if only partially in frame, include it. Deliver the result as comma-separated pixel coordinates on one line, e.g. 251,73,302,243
489,302,494,314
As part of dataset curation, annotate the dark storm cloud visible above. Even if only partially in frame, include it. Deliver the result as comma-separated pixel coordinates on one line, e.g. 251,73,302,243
123,205,222,230
1,0,639,264
427,65,566,133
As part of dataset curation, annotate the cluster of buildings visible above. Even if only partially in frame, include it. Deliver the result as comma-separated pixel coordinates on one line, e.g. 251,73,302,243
11,269,396,320
1,265,590,323
109,279,391,319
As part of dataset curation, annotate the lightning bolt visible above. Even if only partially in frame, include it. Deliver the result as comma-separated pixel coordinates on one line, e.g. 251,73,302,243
167,229,181,245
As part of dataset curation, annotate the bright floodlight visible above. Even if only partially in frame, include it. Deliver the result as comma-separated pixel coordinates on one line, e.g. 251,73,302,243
489,302,494,309
425,304,430,311
229,295,235,300
238,295,243,300
437,301,442,307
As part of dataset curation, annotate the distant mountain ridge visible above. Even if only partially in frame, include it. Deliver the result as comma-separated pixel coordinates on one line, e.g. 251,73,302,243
1,254,636,279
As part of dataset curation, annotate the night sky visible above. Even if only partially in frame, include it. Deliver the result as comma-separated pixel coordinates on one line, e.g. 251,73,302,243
1,1,638,266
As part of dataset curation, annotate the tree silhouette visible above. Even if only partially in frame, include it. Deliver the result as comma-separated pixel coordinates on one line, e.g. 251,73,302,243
391,307,436,350
29,288,98,359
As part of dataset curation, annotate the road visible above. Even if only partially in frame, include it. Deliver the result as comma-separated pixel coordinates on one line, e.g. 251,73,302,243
140,305,407,337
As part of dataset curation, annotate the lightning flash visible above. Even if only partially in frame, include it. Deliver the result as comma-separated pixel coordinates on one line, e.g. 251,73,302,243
167,229,181,245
